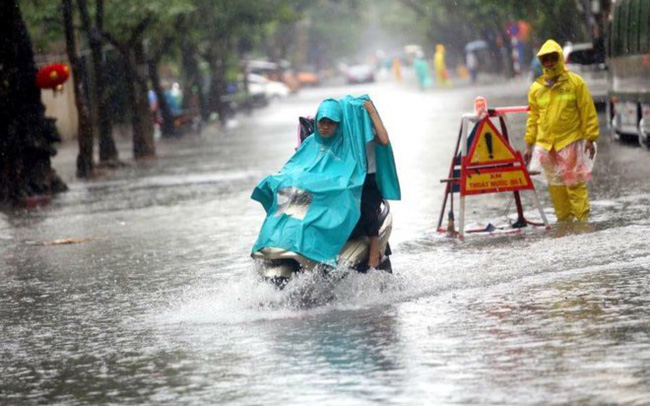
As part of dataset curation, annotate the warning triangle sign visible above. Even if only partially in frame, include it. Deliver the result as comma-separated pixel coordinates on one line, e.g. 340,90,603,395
460,117,533,196
467,119,517,165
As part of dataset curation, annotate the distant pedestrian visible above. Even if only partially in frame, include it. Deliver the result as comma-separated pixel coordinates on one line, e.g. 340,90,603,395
524,39,599,223
434,44,451,87
466,51,479,84
413,52,432,90
393,57,403,82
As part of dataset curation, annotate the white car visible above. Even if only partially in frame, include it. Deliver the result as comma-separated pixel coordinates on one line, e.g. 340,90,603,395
345,64,375,84
563,42,607,105
247,73,290,100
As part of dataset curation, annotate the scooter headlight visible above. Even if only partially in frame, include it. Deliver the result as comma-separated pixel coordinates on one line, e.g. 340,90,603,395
275,187,313,220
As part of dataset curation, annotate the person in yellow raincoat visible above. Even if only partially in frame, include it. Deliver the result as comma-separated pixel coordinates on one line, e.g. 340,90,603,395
392,57,402,82
524,39,599,222
433,44,451,87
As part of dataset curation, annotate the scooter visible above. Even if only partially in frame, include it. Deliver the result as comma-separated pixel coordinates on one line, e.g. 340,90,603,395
252,200,393,288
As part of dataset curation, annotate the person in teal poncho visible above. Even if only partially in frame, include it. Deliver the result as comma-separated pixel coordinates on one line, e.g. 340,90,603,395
251,95,400,268
413,52,432,90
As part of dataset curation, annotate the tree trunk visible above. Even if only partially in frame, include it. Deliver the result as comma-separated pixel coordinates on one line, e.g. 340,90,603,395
488,27,513,78
63,0,95,178
0,0,67,204
129,43,155,159
181,40,208,121
77,0,119,164
101,26,155,159
500,32,515,78
206,45,228,124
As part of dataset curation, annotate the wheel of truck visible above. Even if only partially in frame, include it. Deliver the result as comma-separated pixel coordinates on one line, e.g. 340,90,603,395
610,121,622,142
608,103,623,142
638,119,650,149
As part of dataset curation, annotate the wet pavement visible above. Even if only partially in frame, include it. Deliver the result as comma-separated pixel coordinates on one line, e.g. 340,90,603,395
1,76,650,405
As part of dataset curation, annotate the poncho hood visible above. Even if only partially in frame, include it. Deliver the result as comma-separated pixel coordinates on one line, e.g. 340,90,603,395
537,39,566,82
314,99,343,144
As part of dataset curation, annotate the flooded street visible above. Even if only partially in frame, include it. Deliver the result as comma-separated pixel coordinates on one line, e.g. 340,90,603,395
2,79,650,405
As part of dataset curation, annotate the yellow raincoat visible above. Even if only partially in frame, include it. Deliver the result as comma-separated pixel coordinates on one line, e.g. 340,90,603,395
433,44,451,87
525,40,599,151
524,39,599,222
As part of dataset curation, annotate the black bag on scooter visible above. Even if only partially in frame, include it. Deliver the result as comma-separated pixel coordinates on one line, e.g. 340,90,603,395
298,116,315,144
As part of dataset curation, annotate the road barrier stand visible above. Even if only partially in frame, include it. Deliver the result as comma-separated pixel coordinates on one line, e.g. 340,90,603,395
436,98,550,239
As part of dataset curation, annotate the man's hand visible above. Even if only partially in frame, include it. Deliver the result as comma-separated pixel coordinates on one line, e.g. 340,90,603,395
523,144,534,165
363,100,377,117
364,100,390,145
585,140,596,159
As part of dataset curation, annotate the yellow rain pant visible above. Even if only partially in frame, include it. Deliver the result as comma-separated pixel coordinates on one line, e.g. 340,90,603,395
548,182,590,222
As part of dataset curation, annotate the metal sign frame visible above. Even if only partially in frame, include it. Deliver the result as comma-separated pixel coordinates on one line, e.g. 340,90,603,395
437,106,550,238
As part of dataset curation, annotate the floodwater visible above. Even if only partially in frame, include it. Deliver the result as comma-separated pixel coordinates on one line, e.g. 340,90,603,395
2,76,650,405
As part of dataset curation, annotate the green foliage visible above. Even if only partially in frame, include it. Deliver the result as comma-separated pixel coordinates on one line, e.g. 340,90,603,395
19,0,65,54
19,0,591,78
304,0,366,64
103,0,195,44
389,0,587,51
368,0,427,49
527,1,589,44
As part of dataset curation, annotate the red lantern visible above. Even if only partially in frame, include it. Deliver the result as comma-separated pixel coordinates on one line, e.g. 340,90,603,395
36,63,70,91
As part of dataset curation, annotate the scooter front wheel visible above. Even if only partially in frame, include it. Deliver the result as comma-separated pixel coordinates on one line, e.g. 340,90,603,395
377,256,392,273
265,276,290,289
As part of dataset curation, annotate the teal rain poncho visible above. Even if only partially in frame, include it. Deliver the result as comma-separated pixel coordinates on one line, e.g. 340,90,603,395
251,95,400,265
414,57,432,89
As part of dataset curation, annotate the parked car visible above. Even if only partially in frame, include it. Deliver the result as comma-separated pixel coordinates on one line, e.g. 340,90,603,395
563,42,607,106
345,64,375,84
295,67,320,87
247,59,301,93
247,73,290,100
222,78,268,118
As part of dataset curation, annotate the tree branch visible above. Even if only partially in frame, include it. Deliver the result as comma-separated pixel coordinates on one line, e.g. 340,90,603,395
129,14,153,47
95,0,104,31
101,31,128,56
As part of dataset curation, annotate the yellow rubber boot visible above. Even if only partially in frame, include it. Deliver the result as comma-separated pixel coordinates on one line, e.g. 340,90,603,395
567,182,590,222
549,185,573,221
